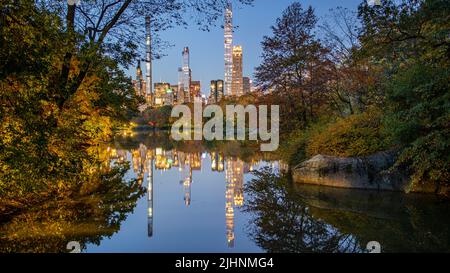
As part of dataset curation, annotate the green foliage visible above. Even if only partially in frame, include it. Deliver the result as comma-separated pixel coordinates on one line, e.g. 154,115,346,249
0,1,141,205
134,105,173,128
385,62,449,191
358,0,450,192
307,109,392,157
277,129,312,166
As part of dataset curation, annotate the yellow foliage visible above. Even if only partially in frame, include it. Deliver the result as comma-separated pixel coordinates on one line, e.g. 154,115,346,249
307,109,391,157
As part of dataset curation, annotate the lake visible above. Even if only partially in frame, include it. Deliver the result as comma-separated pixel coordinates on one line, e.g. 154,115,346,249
1,131,449,253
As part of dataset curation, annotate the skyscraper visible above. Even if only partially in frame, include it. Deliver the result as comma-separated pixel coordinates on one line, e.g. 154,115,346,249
171,84,179,104
232,45,243,97
243,77,251,94
145,16,153,106
224,2,233,97
177,67,184,104
154,82,170,106
190,81,201,100
182,47,191,103
209,80,224,103
133,60,146,97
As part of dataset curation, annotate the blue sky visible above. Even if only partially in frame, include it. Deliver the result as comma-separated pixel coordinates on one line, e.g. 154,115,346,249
129,0,363,95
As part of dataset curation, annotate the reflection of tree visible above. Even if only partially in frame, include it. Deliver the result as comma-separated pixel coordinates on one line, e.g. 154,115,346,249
295,184,450,253
0,163,144,253
244,167,363,253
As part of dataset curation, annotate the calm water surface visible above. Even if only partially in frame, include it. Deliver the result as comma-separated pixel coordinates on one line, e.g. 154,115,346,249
87,135,275,253
1,131,449,253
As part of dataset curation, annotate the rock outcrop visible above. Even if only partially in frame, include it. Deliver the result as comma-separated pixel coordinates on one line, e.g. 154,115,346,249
292,150,410,191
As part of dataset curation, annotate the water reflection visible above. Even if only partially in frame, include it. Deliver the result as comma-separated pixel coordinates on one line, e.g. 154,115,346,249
114,132,272,249
1,131,448,253
0,162,144,253
244,167,450,253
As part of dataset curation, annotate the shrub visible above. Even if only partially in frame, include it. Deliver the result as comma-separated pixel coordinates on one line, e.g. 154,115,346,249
306,109,392,157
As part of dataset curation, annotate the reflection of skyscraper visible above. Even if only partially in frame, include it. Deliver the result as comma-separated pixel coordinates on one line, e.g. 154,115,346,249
179,152,193,206
147,156,154,237
227,158,244,207
191,153,202,170
131,143,148,185
225,157,244,247
225,167,235,248
183,168,192,206
129,143,155,237
211,152,225,172
224,2,233,96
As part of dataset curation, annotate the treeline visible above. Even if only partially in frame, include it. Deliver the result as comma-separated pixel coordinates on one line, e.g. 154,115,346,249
252,1,449,194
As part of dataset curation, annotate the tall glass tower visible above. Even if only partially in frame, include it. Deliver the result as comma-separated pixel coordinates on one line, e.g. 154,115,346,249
224,2,233,97
182,47,191,103
145,16,152,105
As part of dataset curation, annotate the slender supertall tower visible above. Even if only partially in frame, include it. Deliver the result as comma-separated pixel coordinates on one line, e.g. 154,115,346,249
177,67,184,104
224,2,233,97
182,47,191,103
145,16,153,105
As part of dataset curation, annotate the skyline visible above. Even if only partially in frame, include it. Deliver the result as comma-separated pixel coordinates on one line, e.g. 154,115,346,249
127,0,362,95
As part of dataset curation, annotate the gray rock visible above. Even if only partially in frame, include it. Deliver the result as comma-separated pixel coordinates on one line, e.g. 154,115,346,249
292,150,410,191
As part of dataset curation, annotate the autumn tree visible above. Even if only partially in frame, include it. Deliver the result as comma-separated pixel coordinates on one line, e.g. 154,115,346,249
320,7,384,115
255,2,332,130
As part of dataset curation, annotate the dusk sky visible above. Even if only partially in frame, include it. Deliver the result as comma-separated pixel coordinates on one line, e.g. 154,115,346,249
129,0,363,95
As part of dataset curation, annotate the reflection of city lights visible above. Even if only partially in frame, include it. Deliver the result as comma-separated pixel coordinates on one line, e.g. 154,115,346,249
110,141,261,248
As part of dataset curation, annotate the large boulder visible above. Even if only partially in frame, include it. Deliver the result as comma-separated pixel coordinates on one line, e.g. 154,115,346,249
292,150,410,191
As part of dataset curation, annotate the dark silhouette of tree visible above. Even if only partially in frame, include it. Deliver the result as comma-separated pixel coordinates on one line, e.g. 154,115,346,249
254,2,332,129
0,162,144,253
243,167,362,253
